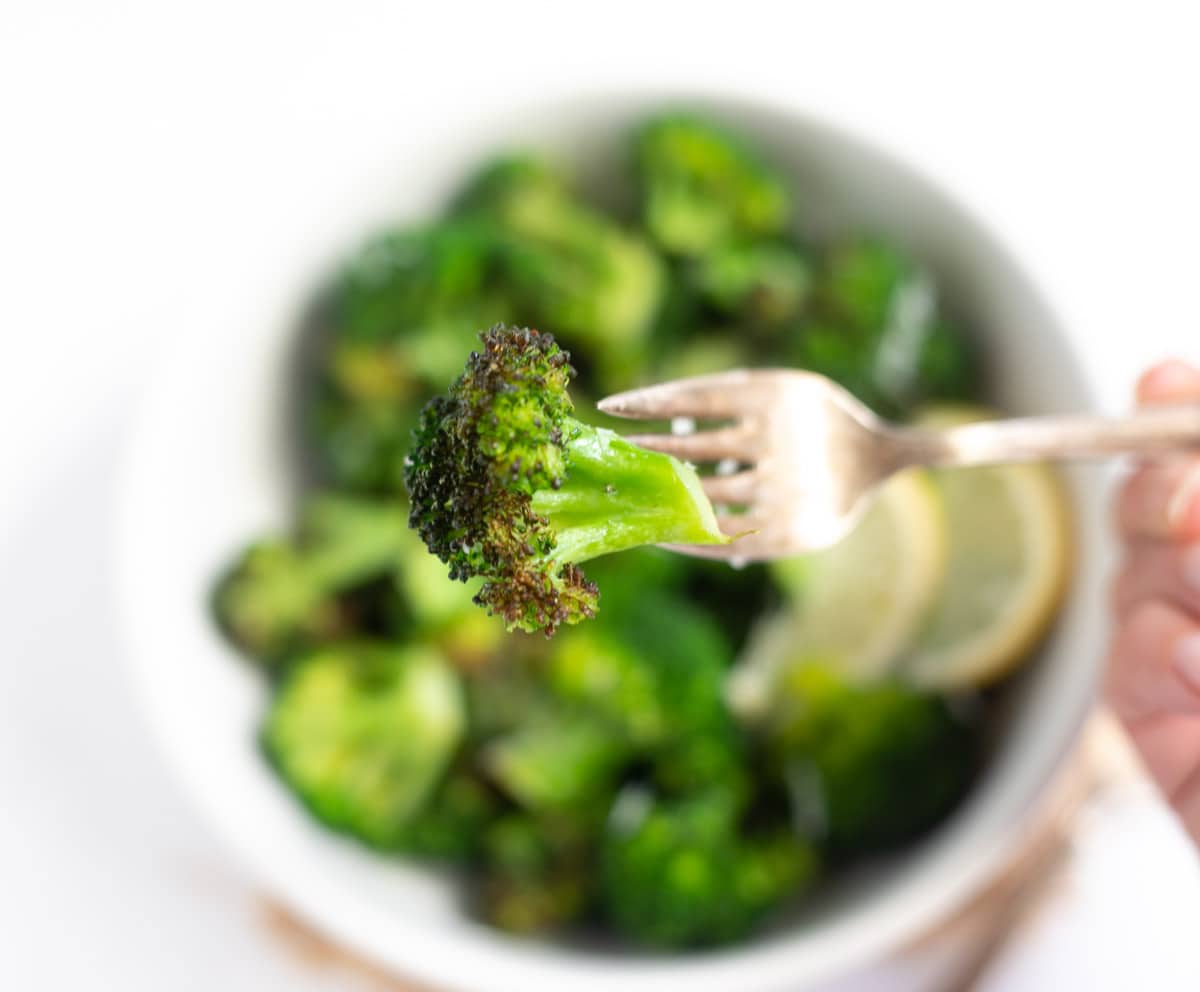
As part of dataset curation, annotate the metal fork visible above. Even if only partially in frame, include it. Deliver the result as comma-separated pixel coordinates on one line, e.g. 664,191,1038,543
597,369,1200,561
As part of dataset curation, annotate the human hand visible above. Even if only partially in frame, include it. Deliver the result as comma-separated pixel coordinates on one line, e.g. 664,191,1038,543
1108,359,1200,846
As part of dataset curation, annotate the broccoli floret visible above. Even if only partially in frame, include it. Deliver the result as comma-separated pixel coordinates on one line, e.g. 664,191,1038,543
454,155,665,387
770,664,979,853
691,238,811,326
636,115,791,257
213,495,410,664
601,787,817,948
405,325,727,635
312,220,519,492
650,727,750,800
398,766,498,862
483,710,627,813
544,589,730,747
794,240,975,416
478,812,594,934
261,642,465,848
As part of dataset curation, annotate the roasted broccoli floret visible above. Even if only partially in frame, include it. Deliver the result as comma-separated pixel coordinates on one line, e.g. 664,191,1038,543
454,155,665,387
483,710,627,813
770,664,979,853
405,325,727,635
636,115,791,257
545,589,730,747
478,811,594,934
398,766,498,862
213,495,409,664
794,240,975,416
312,220,519,492
690,238,811,326
261,642,464,848
601,787,817,948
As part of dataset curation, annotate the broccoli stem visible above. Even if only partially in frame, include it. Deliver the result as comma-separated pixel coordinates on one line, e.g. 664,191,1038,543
530,423,724,564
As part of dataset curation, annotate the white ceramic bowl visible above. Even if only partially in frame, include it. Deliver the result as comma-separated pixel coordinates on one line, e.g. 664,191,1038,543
116,95,1105,992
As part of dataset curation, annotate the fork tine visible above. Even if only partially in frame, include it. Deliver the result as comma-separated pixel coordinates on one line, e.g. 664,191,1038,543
701,470,758,505
625,427,754,462
597,370,767,420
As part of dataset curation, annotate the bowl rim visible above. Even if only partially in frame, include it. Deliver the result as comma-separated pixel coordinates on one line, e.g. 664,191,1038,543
114,89,1101,992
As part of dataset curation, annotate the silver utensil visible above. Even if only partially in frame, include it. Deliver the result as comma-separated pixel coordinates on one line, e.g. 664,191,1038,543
598,369,1200,561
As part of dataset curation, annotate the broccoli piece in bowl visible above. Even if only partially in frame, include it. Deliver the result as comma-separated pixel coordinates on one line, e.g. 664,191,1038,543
794,239,976,416
454,155,665,387
635,115,792,257
690,238,812,327
261,642,464,849
397,766,499,862
404,324,727,635
477,811,596,934
601,786,817,948
212,495,410,665
482,709,628,813
312,219,519,492
770,664,980,854
544,588,731,747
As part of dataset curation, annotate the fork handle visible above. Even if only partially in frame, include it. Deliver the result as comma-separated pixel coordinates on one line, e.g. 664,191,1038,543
891,405,1200,468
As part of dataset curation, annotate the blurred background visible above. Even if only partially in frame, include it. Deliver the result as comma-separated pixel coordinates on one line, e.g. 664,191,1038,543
3,3,1200,990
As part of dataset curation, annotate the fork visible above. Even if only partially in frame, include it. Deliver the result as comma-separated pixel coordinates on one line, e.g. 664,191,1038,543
597,369,1200,562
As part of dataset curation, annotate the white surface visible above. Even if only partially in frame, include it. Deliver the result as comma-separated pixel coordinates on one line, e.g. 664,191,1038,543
2,3,1200,990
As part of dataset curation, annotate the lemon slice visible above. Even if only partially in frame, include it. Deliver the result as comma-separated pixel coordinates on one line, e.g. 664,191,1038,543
728,469,947,718
900,407,1072,690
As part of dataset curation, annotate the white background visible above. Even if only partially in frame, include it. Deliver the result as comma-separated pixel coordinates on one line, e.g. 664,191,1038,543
3,3,1200,989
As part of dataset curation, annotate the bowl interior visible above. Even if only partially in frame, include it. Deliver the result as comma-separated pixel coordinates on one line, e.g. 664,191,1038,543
117,95,1105,992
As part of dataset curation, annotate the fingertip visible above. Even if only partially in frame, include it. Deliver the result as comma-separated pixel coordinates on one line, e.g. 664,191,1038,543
1137,359,1200,404
1108,600,1200,720
1174,631,1200,694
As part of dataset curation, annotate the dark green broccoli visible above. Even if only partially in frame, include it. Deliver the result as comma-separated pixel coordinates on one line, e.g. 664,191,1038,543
636,115,791,257
601,787,817,948
213,495,409,665
454,155,665,386
650,726,749,800
769,664,979,853
544,589,730,747
478,812,594,934
312,220,519,492
261,642,465,848
690,238,811,326
483,710,627,813
404,325,727,635
398,766,499,862
794,240,975,416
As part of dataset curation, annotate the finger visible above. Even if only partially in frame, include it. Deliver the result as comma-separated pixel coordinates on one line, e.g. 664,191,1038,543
1136,359,1200,405
1112,540,1200,620
1114,460,1200,542
1105,600,1200,722
1168,761,1200,847
1121,712,1200,798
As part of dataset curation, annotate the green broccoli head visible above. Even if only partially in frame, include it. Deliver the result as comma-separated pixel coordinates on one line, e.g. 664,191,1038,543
601,787,817,948
636,115,792,257
477,811,594,934
794,240,976,417
261,642,465,849
454,155,665,388
212,495,410,664
482,709,628,813
397,766,499,862
404,324,727,636
691,238,812,326
770,664,979,854
544,588,730,748
311,220,523,493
